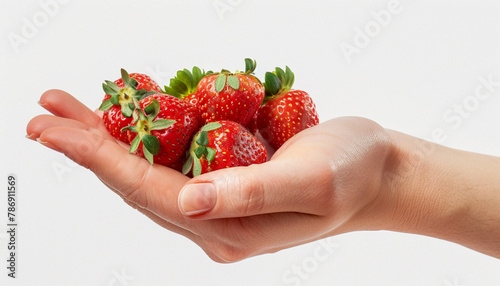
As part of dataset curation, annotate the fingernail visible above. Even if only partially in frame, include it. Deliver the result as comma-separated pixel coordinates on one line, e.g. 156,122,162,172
36,138,61,152
25,134,37,140
179,183,216,216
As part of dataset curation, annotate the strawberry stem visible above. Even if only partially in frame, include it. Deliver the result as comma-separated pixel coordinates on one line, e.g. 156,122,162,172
263,66,295,102
121,98,176,165
182,122,222,176
99,68,157,117
163,67,213,99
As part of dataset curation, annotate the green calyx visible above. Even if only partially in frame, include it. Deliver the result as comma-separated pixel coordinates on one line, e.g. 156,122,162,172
163,67,213,99
213,58,258,93
182,122,222,177
99,68,156,117
121,98,176,165
263,66,295,102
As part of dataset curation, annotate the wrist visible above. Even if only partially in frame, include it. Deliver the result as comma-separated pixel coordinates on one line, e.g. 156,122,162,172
371,130,500,258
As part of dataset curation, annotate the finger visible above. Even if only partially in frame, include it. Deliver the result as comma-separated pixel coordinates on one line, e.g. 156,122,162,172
39,126,190,223
38,89,102,128
178,158,334,219
26,114,91,140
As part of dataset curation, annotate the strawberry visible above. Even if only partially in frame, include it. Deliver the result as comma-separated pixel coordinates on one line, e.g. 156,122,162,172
195,59,265,126
99,69,161,143
123,93,199,166
256,66,319,149
182,120,267,177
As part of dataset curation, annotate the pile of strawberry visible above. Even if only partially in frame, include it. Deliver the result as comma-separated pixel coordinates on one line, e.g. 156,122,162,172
99,59,319,177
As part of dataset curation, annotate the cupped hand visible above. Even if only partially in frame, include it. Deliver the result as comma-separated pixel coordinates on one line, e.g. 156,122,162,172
27,90,392,262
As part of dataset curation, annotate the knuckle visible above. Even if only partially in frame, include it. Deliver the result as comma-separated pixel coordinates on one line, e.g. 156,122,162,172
223,168,266,215
123,165,153,209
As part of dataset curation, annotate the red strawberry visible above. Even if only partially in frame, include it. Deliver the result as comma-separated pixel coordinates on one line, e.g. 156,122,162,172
123,93,199,166
256,66,319,149
182,120,267,177
99,69,161,143
245,110,259,135
196,59,265,126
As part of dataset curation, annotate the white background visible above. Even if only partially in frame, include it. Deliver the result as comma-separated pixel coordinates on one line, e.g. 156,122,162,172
1,0,500,285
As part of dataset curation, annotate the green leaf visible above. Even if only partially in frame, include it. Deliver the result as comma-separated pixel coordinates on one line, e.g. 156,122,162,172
121,103,134,118
192,157,202,177
201,122,222,132
143,145,155,165
275,67,286,82
192,67,202,84
121,68,131,87
102,82,119,96
194,146,207,159
135,107,147,122
245,58,256,74
183,68,194,84
206,147,216,164
135,89,146,97
121,125,138,133
285,66,295,88
151,119,176,131
163,86,181,98
132,109,139,123
182,156,194,175
170,78,188,94
196,131,209,146
110,94,120,105
144,99,160,117
139,91,157,100
129,136,141,153
105,80,120,91
99,99,114,111
215,73,226,93
227,75,240,90
177,70,192,87
129,78,138,90
142,135,160,155
264,72,281,97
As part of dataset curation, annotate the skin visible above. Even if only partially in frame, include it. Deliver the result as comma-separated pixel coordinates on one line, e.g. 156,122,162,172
26,89,500,262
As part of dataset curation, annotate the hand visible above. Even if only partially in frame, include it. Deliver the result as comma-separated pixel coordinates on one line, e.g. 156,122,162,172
29,90,500,261
26,89,392,262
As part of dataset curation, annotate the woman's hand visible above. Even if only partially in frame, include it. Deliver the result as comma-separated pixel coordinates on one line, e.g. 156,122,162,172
27,89,500,261
26,89,393,262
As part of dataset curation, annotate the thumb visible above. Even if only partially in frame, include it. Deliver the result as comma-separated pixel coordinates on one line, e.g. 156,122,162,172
177,159,331,219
